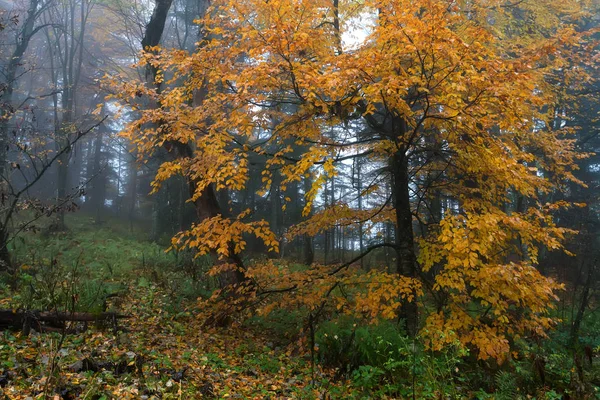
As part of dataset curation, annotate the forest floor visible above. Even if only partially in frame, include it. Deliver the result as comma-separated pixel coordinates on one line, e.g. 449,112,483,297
0,284,348,399
0,215,353,399
0,214,598,399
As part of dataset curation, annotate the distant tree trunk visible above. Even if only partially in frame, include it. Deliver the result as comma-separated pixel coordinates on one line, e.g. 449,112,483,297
0,227,11,272
115,144,122,217
55,143,70,229
48,0,90,231
303,175,314,265
151,181,170,241
289,180,302,258
90,128,106,224
304,235,314,265
323,179,329,264
269,171,282,257
70,140,83,195
423,134,443,233
569,259,596,349
340,226,345,262
83,138,94,202
354,157,365,269
54,95,76,230
330,176,336,261
126,150,138,232
179,178,187,231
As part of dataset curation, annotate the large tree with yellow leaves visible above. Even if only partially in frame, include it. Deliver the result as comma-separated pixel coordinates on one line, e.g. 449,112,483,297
114,0,596,361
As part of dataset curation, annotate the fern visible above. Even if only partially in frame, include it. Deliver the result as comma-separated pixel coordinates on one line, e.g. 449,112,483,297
494,371,518,400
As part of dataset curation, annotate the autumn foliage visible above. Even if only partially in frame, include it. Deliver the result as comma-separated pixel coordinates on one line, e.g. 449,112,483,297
112,0,596,362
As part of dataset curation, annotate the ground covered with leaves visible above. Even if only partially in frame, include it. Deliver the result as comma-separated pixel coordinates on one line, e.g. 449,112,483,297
0,216,357,399
0,284,356,399
0,215,598,399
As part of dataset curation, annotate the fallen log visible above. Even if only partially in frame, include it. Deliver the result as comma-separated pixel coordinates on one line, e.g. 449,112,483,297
0,309,130,335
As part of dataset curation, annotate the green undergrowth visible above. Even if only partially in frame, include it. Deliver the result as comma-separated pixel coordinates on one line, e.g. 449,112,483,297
0,212,598,399
5,212,215,313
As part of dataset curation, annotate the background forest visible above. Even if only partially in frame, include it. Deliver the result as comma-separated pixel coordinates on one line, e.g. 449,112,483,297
0,0,598,398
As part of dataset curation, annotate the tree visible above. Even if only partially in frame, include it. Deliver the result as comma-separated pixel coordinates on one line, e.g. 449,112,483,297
115,0,595,360
0,0,56,269
41,0,96,229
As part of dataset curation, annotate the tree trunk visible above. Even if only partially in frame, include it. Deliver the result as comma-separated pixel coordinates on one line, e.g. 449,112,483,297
303,174,314,265
141,0,247,297
330,176,336,262
90,129,105,223
0,0,45,269
55,149,70,229
191,178,246,286
126,146,138,232
0,227,11,272
323,178,329,264
0,0,42,179
569,259,595,349
269,171,282,258
392,147,418,337
354,157,365,269
70,141,83,197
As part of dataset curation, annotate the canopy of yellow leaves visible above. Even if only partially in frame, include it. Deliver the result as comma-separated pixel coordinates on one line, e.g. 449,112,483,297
110,0,596,361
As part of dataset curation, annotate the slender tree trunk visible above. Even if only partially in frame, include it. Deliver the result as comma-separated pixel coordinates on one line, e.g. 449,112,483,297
55,148,70,229
0,227,11,272
340,226,345,262
303,175,314,265
55,88,74,230
70,141,83,193
84,139,95,204
355,157,365,269
90,129,105,224
269,171,282,258
178,177,187,231
323,179,329,265
53,0,89,230
127,162,137,231
0,88,14,181
330,176,336,261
